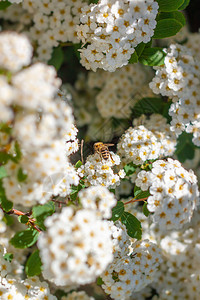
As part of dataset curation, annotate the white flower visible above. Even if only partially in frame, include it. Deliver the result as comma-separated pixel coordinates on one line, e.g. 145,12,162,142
102,239,162,298
0,32,32,72
79,186,117,219
38,207,113,286
117,114,177,166
12,63,61,110
145,158,200,230
77,0,158,71
78,151,123,189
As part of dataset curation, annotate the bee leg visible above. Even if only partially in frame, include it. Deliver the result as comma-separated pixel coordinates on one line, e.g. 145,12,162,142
109,153,115,164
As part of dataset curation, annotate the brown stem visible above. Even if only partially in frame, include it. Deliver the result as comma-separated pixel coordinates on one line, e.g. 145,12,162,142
7,208,25,216
51,198,68,205
2,206,42,232
124,197,148,205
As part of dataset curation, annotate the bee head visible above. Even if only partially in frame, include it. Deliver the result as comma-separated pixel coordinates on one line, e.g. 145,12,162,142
94,142,103,151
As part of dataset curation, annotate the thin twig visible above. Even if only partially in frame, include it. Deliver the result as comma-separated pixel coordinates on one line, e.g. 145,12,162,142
124,197,148,205
1,206,42,232
81,139,84,164
51,199,68,205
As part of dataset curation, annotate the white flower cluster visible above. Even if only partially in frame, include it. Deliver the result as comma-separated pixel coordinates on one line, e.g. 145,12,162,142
79,186,117,219
150,216,200,299
88,64,148,119
0,32,79,206
0,0,86,61
149,44,200,146
186,31,200,60
117,114,177,166
0,32,32,71
102,237,163,299
65,124,79,156
61,291,94,300
0,275,57,300
77,0,159,71
77,152,125,188
1,240,45,297
135,158,199,230
123,202,200,299
37,207,113,286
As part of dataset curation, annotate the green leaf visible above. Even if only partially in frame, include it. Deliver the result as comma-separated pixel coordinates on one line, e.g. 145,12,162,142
10,228,39,249
48,46,64,71
75,160,82,169
10,141,22,163
153,19,183,39
32,201,55,230
96,277,104,286
175,132,195,163
54,290,69,299
129,51,138,64
25,250,42,277
143,202,150,217
70,191,78,201
178,0,190,10
0,195,13,212
70,183,84,201
134,185,142,198
88,0,99,3
157,11,186,27
139,47,166,66
18,215,29,224
134,188,151,200
3,214,14,226
0,166,7,179
3,253,13,262
17,168,28,182
111,201,124,222
0,180,13,212
0,1,11,10
133,97,163,117
156,0,184,12
0,152,11,165
0,123,12,134
135,43,146,58
124,162,137,176
121,212,142,240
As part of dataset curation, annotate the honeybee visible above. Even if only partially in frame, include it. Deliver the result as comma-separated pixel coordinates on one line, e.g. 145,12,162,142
93,142,114,161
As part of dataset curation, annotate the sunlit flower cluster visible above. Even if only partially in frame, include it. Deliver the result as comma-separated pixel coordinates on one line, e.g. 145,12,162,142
0,275,57,300
77,0,159,71
150,43,200,145
117,114,177,166
102,238,163,299
0,0,87,61
135,158,199,230
77,151,125,188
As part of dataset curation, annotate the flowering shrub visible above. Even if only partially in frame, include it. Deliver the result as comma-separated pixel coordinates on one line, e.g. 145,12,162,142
0,0,200,299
